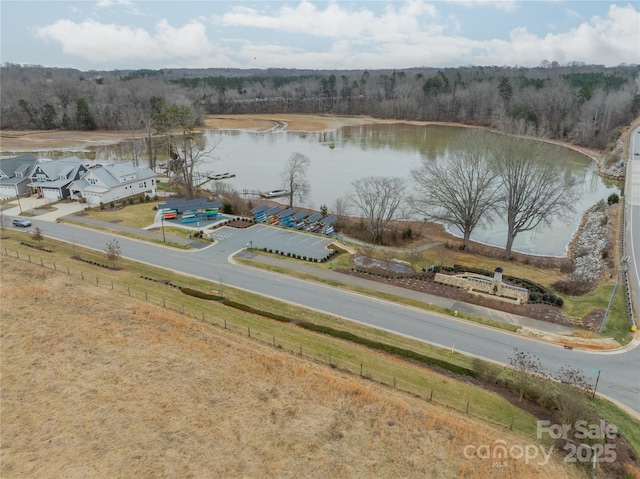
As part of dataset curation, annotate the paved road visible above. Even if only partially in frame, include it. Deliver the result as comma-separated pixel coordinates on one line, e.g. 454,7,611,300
6,216,639,416
627,126,640,324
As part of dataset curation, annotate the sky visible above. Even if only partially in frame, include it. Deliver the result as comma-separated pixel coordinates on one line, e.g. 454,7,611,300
1,0,639,71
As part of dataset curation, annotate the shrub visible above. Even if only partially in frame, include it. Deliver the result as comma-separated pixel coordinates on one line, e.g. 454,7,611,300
530,292,538,302
556,297,564,307
607,192,619,205
297,321,476,377
99,202,105,210
221,299,290,323
180,287,223,301
128,197,135,204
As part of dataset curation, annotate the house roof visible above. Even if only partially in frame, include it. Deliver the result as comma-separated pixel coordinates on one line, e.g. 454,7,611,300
90,162,155,187
69,161,156,195
29,157,85,188
0,155,38,184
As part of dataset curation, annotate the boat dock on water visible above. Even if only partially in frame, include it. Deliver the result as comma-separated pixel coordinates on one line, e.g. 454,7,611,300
260,189,290,199
208,172,236,181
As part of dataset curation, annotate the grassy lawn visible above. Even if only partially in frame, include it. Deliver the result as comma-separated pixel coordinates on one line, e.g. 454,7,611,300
4,229,639,459
79,201,161,227
0,231,541,437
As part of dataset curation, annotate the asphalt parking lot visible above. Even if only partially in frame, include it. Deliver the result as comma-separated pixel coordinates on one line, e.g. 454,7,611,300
207,223,333,260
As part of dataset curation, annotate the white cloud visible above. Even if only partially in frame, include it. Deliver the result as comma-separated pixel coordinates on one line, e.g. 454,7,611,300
488,4,640,66
452,0,517,12
96,0,139,15
30,2,639,70
36,19,215,64
219,0,437,40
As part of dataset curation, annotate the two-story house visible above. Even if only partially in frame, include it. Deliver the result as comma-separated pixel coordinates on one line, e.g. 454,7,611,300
69,161,156,205
27,156,87,200
0,154,38,198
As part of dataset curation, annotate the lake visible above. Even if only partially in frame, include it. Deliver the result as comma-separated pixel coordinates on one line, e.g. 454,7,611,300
199,123,619,257
2,122,618,256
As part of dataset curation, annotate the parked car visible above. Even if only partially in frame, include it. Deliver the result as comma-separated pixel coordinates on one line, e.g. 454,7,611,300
12,218,32,228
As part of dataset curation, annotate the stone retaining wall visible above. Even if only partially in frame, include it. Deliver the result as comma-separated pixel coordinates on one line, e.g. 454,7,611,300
434,273,529,304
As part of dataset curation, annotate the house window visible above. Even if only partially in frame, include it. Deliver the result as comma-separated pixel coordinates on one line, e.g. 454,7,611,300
37,174,46,181
88,178,97,185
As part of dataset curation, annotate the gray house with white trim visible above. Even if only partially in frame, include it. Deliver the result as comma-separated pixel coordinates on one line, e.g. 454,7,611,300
69,161,156,205
0,155,38,198
28,157,87,200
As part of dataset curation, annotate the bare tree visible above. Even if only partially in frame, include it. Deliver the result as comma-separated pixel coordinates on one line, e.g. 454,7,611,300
156,105,219,199
31,226,44,243
554,365,592,394
280,153,311,208
104,238,121,269
120,103,143,166
410,130,499,251
494,136,579,259
509,348,544,402
350,176,406,244
333,195,350,220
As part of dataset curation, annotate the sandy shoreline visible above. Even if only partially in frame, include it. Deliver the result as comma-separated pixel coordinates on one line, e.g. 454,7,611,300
0,114,605,162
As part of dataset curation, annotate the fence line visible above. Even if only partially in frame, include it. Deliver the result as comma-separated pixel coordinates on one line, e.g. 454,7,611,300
2,246,527,433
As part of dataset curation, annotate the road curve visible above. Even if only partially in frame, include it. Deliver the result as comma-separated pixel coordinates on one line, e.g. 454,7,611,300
10,218,639,416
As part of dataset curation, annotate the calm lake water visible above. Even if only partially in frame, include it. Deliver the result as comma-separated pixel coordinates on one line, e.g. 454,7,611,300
3,123,619,256
199,124,619,257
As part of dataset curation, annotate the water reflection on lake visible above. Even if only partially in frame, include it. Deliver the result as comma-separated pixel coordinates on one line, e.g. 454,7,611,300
5,123,618,257
199,124,618,257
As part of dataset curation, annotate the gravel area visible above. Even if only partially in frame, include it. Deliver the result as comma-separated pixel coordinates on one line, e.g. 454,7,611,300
568,203,613,283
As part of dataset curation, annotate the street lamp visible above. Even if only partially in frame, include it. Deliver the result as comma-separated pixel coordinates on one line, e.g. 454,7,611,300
161,216,166,243
15,192,23,214
590,368,601,399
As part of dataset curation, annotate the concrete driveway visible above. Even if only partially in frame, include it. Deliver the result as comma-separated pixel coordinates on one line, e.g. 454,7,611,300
2,197,84,222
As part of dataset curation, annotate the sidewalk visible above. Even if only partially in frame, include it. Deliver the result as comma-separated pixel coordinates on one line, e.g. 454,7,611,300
235,250,575,336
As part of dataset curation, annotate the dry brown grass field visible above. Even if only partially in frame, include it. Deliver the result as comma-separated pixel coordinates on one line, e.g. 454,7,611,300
0,255,591,479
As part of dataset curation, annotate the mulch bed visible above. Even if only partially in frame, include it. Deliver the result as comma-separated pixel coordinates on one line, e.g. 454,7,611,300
336,266,603,330
225,219,254,229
